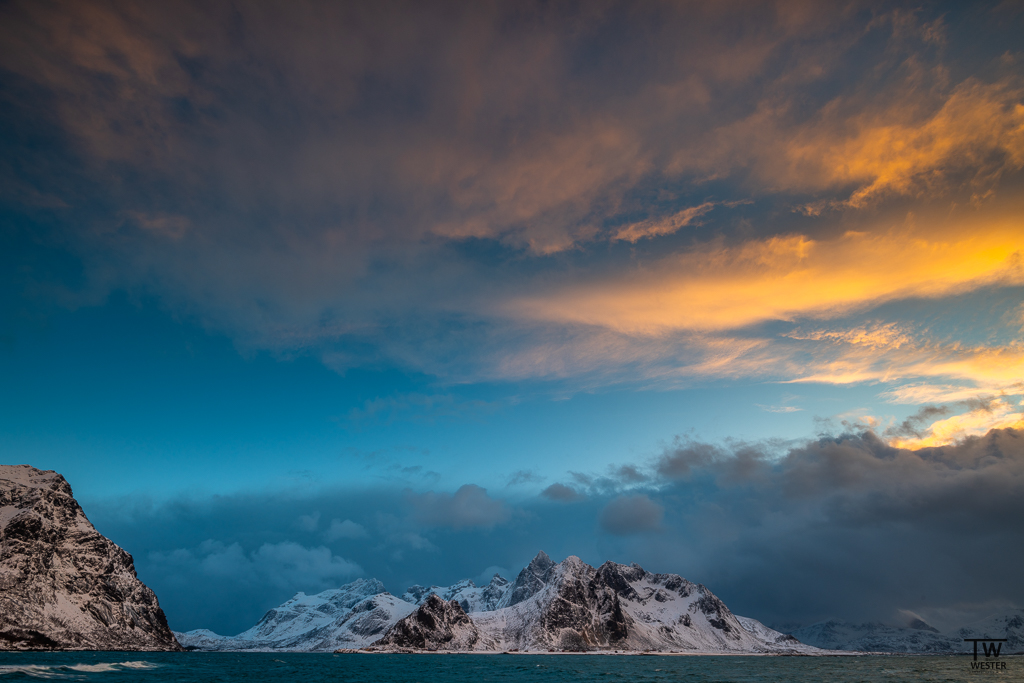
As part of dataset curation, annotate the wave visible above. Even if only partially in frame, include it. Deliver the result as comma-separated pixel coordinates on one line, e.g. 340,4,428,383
0,661,160,678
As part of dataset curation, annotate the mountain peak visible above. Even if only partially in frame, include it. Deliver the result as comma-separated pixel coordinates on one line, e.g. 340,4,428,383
498,551,559,609
530,550,553,567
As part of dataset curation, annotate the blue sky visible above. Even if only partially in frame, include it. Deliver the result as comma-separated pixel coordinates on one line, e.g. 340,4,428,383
2,0,1023,636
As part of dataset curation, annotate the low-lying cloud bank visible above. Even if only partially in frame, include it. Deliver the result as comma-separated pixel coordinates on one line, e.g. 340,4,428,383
89,427,1024,636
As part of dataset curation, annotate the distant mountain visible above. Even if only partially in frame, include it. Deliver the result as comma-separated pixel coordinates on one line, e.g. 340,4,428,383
790,619,960,653
179,551,818,653
0,465,180,651
792,610,1024,654
954,609,1024,654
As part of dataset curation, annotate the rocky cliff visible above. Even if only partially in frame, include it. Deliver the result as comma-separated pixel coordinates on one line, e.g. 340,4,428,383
0,465,180,651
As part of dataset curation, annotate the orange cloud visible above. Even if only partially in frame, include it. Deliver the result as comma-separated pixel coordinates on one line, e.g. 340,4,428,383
891,399,1024,449
665,72,1024,212
506,224,1024,335
803,79,1024,207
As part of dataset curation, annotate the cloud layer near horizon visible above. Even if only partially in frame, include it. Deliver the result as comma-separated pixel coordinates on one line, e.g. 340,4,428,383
88,426,1024,636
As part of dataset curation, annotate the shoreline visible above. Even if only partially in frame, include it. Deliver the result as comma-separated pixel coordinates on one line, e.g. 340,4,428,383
4,649,841,656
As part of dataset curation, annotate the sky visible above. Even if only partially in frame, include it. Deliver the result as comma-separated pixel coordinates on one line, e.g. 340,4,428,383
1,0,1023,637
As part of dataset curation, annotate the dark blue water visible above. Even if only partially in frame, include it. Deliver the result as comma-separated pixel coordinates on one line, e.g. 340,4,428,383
0,652,1019,682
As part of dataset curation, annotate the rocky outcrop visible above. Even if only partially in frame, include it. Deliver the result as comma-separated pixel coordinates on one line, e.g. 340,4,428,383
374,595,482,650
0,465,181,651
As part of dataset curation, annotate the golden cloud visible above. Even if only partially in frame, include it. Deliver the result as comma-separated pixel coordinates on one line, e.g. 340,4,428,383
675,76,1024,210
891,399,1024,449
808,79,1024,207
506,223,1024,334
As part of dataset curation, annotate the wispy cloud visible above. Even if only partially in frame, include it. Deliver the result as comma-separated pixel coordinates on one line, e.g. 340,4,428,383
757,405,803,413
610,202,717,243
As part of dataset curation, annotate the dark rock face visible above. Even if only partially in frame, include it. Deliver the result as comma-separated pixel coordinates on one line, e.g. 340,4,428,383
0,465,181,651
499,550,556,607
375,595,480,650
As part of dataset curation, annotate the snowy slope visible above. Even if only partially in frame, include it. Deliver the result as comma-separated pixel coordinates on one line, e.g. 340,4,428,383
735,616,803,647
0,465,180,651
175,580,415,651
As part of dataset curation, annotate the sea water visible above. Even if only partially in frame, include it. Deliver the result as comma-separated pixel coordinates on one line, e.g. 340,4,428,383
0,652,1019,682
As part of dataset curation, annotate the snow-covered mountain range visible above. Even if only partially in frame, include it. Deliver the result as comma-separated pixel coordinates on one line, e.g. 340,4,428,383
0,465,180,651
176,551,818,653
177,551,1024,654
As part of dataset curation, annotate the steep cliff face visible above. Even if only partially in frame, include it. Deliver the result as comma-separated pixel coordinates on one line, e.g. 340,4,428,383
0,465,181,651
374,595,483,651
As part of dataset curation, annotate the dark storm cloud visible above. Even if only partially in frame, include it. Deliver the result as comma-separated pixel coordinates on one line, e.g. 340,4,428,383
405,484,511,529
83,427,1024,635
598,494,664,535
539,482,585,502
636,428,1024,628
